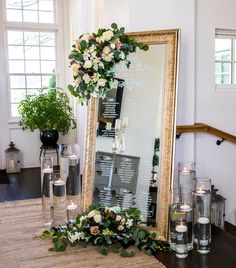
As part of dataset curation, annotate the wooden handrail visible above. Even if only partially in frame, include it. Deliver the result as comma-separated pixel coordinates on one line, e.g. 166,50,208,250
176,123,236,144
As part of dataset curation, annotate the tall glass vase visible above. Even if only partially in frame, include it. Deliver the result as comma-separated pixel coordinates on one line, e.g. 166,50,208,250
66,155,81,208
192,177,211,254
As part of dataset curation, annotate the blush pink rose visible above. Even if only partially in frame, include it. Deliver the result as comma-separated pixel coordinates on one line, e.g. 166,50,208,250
90,226,100,236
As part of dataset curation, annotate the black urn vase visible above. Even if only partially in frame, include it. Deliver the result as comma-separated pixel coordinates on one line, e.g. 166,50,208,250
40,130,59,147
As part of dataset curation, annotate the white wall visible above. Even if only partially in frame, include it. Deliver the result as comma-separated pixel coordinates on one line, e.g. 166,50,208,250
195,0,236,225
1,0,234,225
85,0,236,225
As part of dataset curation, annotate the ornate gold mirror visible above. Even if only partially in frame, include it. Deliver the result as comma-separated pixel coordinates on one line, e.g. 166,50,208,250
82,29,179,240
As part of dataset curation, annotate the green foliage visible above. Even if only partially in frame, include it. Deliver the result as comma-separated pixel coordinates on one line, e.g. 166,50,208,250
18,88,76,135
39,206,170,258
68,23,149,104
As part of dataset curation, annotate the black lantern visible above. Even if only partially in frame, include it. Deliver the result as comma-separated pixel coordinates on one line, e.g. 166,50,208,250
5,142,21,173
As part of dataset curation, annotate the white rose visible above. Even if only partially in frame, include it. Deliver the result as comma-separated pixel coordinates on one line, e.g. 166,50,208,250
71,63,79,76
96,36,104,43
84,60,92,69
87,210,96,218
118,225,124,231
97,78,107,87
83,74,91,84
103,53,113,62
110,43,115,49
102,30,114,41
94,214,102,223
116,215,122,221
103,46,111,55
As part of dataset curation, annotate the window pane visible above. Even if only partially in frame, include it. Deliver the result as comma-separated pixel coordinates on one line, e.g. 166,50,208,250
11,89,26,103
10,75,26,88
9,60,25,73
6,0,22,9
215,62,231,84
26,75,41,88
25,60,40,73
25,46,40,59
42,75,55,87
24,32,39,45
11,104,20,117
39,11,54,23
234,63,236,84
27,89,41,95
8,31,23,45
41,61,55,73
8,46,24,59
23,0,38,10
40,47,55,60
40,32,55,46
38,0,54,11
7,9,22,22
235,40,236,61
23,10,38,22
215,38,231,61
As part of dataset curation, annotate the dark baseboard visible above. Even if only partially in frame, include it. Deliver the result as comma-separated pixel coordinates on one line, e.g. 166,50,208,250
225,221,236,236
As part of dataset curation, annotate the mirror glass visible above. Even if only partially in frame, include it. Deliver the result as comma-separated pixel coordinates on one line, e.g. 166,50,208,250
82,30,180,240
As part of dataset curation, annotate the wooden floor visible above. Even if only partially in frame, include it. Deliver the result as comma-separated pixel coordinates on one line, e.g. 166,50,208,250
1,168,236,267
0,168,41,202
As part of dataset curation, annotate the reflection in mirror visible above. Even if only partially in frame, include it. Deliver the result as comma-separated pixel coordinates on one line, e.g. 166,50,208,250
83,30,179,240
94,45,166,227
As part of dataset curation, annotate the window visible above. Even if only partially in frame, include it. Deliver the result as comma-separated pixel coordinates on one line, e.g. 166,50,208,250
3,0,60,118
215,29,236,89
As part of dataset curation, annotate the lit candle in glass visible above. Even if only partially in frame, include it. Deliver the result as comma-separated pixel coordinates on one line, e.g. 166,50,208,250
67,201,78,223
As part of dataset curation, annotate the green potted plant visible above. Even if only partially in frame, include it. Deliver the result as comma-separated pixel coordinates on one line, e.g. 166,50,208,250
18,88,76,146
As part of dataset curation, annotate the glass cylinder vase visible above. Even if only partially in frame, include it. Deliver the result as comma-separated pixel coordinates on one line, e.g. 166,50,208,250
52,172,67,227
66,155,81,207
42,171,53,227
192,177,211,254
169,188,193,251
178,161,196,191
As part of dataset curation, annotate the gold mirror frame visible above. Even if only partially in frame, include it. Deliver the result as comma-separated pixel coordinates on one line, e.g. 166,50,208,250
82,29,180,241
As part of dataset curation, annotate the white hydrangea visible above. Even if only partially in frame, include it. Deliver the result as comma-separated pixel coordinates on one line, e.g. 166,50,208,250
126,219,133,229
110,206,121,214
109,79,118,89
97,78,107,87
68,231,85,243
119,51,125,60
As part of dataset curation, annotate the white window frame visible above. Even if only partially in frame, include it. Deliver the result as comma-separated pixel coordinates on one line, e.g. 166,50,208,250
0,0,69,123
215,29,236,91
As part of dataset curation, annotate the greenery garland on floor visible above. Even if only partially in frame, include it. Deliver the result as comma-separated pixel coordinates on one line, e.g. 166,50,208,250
40,206,170,257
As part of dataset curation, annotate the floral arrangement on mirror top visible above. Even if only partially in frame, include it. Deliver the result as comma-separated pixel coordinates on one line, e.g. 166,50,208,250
68,23,148,104
41,206,170,257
